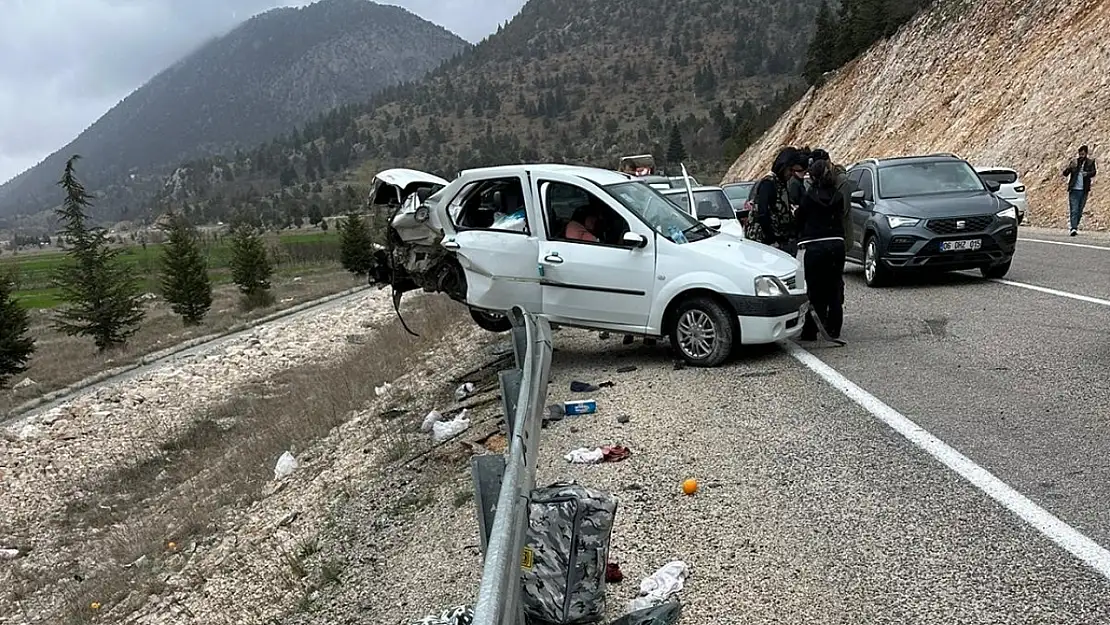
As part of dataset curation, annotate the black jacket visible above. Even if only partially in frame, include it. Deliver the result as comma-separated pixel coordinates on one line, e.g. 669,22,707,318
1064,157,1097,193
796,184,847,244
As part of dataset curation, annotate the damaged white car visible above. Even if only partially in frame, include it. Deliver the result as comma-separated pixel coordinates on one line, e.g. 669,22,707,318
367,164,808,367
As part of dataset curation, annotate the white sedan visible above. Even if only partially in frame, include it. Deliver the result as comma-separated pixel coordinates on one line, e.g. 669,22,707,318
975,166,1028,224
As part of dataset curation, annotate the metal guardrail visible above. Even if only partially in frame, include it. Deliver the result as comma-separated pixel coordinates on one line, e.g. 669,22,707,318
469,306,554,625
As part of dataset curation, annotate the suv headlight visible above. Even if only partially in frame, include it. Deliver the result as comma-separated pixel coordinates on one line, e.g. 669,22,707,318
754,275,788,297
886,215,920,228
996,205,1017,220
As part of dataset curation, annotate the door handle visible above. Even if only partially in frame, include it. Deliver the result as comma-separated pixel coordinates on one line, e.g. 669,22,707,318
443,240,460,250
543,253,564,264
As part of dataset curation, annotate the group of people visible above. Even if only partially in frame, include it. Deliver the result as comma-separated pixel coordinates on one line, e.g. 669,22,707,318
744,146,851,342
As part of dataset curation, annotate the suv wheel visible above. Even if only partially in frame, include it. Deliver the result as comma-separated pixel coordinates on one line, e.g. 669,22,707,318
469,308,513,333
669,297,736,368
980,259,1012,280
863,236,892,288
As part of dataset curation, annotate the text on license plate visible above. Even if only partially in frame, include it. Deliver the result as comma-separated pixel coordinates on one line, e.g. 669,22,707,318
939,239,981,252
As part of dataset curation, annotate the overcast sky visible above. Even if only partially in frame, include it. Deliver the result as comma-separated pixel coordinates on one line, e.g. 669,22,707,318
0,0,525,185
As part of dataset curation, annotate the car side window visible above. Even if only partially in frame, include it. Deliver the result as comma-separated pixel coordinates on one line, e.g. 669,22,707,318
447,177,530,234
540,180,631,246
857,169,875,201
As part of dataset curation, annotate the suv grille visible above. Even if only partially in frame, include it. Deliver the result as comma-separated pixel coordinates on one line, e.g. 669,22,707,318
926,215,994,235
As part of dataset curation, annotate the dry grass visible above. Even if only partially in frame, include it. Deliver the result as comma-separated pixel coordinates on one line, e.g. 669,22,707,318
15,295,472,624
0,268,363,415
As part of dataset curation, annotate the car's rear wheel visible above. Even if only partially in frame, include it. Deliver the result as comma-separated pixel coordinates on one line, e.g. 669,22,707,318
863,235,892,288
469,308,513,333
668,297,735,368
980,259,1012,279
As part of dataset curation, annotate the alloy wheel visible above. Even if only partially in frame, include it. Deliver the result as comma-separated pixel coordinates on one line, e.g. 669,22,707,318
676,309,717,360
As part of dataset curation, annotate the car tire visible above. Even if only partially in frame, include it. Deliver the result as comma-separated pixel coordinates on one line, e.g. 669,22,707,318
863,235,892,288
668,296,736,368
469,308,513,333
980,260,1012,280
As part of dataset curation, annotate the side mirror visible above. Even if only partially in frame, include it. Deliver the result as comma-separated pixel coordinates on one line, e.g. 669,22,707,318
702,217,722,230
851,189,866,204
621,231,648,248
984,180,1001,193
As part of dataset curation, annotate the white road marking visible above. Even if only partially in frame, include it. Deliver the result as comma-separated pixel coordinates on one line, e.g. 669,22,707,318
784,341,1110,581
992,279,1110,307
1019,237,1110,251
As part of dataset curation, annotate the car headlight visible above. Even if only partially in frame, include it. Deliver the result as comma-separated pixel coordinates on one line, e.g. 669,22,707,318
754,275,787,297
996,205,1017,220
886,215,920,228
1014,185,1025,193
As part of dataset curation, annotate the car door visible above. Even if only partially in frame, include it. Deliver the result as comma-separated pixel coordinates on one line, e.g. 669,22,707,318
848,168,876,260
532,173,657,331
442,173,542,314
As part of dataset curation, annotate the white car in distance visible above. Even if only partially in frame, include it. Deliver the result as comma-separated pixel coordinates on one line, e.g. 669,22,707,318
974,166,1027,224
371,164,808,367
660,186,748,240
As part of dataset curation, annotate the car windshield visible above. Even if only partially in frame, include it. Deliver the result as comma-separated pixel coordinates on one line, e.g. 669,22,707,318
603,181,714,244
662,189,736,220
723,183,754,201
878,161,987,198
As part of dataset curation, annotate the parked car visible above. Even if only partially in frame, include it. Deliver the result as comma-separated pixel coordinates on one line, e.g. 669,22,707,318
844,153,1019,287
660,186,747,239
619,153,658,176
722,181,758,222
367,164,808,367
367,168,449,210
974,166,1027,224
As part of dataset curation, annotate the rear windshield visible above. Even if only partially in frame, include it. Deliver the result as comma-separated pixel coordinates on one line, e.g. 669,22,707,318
723,184,754,201
977,170,1018,185
664,190,736,220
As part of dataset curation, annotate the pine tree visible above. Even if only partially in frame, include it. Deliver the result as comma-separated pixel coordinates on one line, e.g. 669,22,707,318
229,224,274,309
160,212,212,325
804,1,836,85
665,124,687,165
0,273,35,389
339,213,374,276
51,156,146,351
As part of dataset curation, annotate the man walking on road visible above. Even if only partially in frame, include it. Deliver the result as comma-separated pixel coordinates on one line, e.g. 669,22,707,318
1063,145,1096,236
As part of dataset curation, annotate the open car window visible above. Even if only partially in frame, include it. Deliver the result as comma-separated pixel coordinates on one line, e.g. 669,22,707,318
447,177,530,234
663,190,736,220
540,180,631,246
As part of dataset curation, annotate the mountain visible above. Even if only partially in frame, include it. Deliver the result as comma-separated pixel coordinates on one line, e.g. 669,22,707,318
0,0,470,224
724,0,1108,231
129,0,829,226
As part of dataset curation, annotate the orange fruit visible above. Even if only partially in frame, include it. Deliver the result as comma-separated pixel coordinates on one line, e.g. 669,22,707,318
682,478,698,495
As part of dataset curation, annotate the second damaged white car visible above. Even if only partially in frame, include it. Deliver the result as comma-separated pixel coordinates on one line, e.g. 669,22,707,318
368,164,808,367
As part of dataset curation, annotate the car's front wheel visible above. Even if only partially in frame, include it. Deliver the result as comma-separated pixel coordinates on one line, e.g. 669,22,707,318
469,308,513,333
668,297,736,368
980,259,1012,280
863,235,893,288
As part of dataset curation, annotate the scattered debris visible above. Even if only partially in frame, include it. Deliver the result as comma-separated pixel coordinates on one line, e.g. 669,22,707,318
603,445,631,462
571,380,600,393
13,377,37,389
564,399,597,415
374,382,393,396
379,408,409,420
611,601,683,625
682,479,698,495
546,404,565,422
454,382,476,401
628,561,689,612
564,445,631,464
432,410,470,443
606,562,624,583
421,410,443,432
273,451,299,480
406,605,474,625
617,414,631,424
0,547,21,560
616,366,638,373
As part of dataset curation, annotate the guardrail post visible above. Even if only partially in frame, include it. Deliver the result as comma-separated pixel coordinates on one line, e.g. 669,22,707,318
470,454,505,555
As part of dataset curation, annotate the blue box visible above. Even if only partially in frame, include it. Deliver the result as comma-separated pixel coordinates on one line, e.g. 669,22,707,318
563,399,597,416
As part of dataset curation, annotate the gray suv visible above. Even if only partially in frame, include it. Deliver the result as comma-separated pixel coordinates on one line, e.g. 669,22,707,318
844,153,1019,287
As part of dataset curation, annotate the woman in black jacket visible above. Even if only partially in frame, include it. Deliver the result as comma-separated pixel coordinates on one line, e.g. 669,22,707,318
795,159,847,341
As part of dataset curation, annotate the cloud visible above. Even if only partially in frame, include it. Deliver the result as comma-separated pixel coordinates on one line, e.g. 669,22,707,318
0,0,525,185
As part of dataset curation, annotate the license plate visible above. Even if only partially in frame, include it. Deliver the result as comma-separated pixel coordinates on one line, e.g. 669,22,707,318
939,239,981,252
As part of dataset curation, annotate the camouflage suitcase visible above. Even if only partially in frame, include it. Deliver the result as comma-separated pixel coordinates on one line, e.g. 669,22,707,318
521,482,618,624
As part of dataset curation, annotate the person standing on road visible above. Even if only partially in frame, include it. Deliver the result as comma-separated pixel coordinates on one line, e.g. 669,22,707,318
795,158,847,341
809,148,855,255
745,146,803,254
1063,145,1096,236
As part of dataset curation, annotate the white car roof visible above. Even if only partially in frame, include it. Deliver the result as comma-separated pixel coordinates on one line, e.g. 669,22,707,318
375,168,449,188
459,163,633,186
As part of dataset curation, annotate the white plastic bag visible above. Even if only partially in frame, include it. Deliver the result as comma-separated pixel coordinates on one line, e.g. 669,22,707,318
421,409,443,433
273,451,299,480
432,410,470,443
454,382,476,401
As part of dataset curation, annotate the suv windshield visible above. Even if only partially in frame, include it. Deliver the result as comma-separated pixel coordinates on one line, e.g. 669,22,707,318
662,189,736,220
878,161,986,198
603,181,714,244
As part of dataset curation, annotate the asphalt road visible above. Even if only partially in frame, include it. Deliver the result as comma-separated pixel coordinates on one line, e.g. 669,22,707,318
541,228,1110,623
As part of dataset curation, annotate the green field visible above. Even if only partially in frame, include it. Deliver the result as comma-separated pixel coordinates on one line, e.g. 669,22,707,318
1,230,343,309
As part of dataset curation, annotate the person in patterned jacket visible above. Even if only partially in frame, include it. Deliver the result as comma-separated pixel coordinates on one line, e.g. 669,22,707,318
744,146,806,255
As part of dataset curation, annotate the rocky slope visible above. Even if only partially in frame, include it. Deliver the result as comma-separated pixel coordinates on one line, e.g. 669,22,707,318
0,0,469,223
723,0,1110,230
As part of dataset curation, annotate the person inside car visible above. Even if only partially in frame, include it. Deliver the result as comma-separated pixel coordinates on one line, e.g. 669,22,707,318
565,205,602,242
